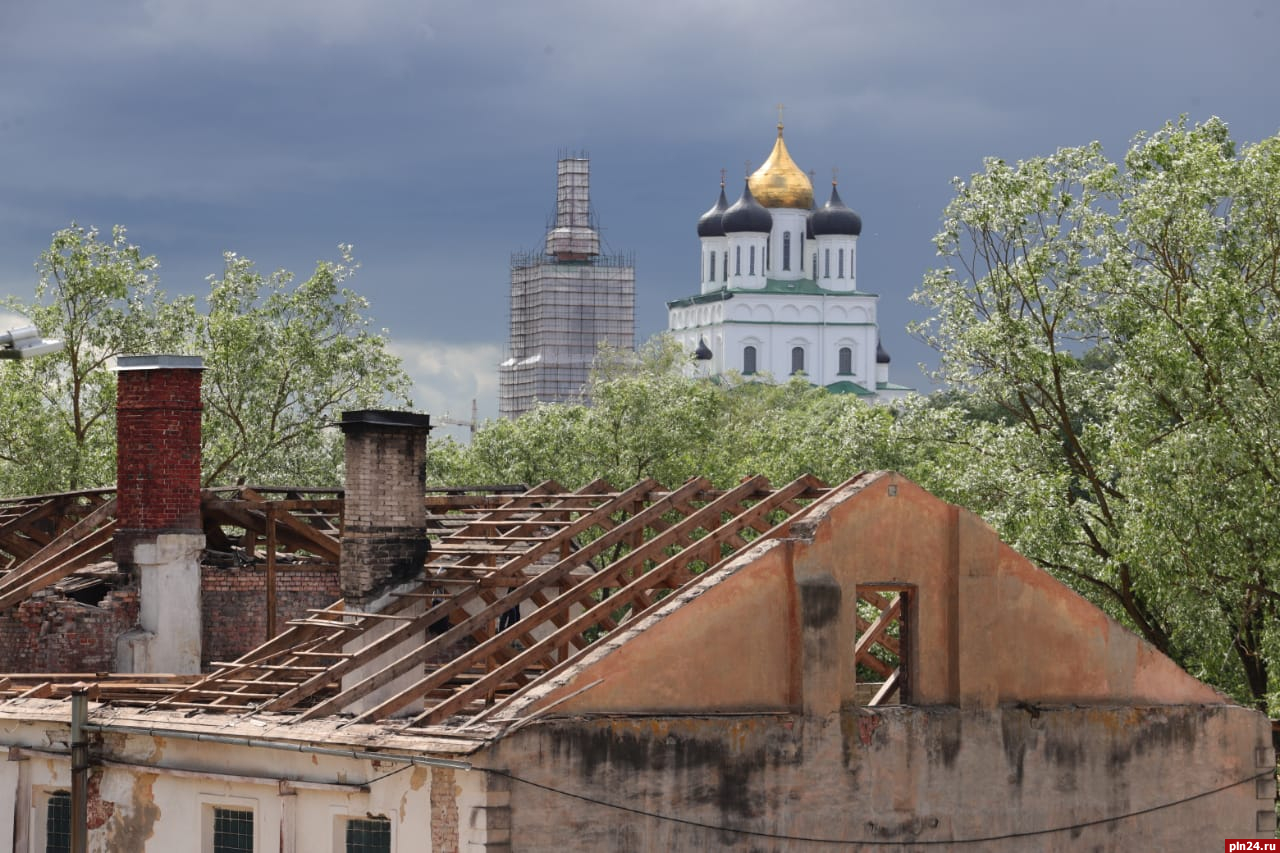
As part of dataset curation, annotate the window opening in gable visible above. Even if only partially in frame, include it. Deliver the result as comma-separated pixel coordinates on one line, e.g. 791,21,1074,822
855,584,912,705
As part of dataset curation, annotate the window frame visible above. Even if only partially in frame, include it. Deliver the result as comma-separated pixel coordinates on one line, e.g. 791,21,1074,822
790,346,805,375
201,797,260,853
743,345,757,376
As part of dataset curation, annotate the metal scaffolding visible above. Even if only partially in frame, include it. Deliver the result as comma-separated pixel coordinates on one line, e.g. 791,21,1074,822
499,156,635,418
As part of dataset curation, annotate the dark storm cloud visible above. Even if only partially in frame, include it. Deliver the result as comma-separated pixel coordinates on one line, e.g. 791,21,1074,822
1,0,1277,428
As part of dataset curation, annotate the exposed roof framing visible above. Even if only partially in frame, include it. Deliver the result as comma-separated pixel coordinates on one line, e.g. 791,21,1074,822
154,476,832,726
0,476,836,729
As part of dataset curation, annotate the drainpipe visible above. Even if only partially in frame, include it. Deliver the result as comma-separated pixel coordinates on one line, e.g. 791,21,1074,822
70,686,88,853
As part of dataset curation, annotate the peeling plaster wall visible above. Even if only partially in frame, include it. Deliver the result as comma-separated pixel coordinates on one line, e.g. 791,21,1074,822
484,705,1274,851
0,718,445,852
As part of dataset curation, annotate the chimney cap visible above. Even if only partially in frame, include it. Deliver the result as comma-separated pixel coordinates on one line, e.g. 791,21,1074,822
337,409,432,432
115,354,204,371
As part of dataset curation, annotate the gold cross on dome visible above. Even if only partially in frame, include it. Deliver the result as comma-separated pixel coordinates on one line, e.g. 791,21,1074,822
777,103,785,127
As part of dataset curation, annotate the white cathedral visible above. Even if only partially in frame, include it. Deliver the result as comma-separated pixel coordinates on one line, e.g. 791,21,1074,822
667,122,912,401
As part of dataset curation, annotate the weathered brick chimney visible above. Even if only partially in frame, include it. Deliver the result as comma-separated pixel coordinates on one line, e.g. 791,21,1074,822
338,409,432,608
113,354,205,675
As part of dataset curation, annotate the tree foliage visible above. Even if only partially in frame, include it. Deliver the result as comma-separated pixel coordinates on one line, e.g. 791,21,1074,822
0,225,410,493
911,117,1280,710
431,335,907,492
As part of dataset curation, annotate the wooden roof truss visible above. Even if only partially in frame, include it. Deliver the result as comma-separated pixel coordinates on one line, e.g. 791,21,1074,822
143,475,831,728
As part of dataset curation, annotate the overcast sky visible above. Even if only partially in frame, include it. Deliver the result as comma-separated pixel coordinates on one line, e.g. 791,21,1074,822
1,0,1277,436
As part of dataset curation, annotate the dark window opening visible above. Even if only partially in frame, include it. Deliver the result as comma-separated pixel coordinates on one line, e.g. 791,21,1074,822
346,817,392,853
783,232,791,271
723,251,728,282
743,345,757,375
791,346,804,375
749,245,755,275
838,249,845,278
213,807,254,853
855,584,913,705
709,251,716,281
824,248,830,278
735,246,741,276
46,791,71,853
839,347,852,375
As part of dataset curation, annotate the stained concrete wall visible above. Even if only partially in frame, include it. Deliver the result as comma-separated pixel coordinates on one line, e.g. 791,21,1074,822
483,704,1275,851
0,708,462,853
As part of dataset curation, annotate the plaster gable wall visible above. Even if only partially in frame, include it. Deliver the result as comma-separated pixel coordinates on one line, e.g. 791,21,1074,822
523,542,799,716
514,472,1226,721
793,472,1226,709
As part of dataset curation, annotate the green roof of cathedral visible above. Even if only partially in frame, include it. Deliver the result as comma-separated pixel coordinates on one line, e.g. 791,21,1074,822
667,279,877,309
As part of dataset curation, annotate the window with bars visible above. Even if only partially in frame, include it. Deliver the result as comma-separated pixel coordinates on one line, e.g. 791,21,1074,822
212,807,254,853
345,817,392,853
782,231,791,271
45,791,71,853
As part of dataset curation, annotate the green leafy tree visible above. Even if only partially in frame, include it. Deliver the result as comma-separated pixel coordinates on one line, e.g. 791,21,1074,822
911,117,1280,709
0,227,410,494
0,224,195,493
199,248,411,486
432,335,906,493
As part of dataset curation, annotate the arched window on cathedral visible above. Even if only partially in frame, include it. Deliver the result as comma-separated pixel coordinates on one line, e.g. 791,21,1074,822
791,346,805,375
709,251,716,282
838,249,845,278
838,347,852,375
812,252,817,279
735,246,741,276
743,345,757,376
824,249,831,279
723,251,728,282
749,245,756,276
783,232,791,271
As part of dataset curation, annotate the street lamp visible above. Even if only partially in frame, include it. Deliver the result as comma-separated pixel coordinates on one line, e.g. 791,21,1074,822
0,325,64,359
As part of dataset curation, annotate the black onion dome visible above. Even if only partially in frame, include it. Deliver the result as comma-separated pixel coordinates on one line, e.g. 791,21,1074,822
876,338,891,364
694,337,713,361
697,185,729,238
721,181,773,234
811,183,863,237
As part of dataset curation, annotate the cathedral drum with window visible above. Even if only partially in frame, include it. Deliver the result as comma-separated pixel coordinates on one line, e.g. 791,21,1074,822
668,120,912,401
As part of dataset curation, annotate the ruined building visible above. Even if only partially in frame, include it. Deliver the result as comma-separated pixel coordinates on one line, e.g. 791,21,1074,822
0,356,1273,850
498,155,635,419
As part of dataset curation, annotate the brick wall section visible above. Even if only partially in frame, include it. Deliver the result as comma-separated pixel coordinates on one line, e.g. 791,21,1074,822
0,587,139,672
200,565,341,664
114,358,203,554
339,412,431,607
0,566,340,671
431,767,459,853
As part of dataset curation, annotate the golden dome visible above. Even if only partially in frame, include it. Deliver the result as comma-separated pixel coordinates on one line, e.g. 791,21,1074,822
748,124,813,209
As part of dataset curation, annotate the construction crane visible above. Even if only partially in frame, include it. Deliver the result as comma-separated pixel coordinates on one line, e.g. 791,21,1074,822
436,399,478,437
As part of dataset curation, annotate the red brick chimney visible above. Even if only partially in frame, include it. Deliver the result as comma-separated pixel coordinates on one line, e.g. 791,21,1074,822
338,410,432,608
113,355,205,674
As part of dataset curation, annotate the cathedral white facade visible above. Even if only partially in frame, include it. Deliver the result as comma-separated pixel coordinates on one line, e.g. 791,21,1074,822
667,123,911,401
